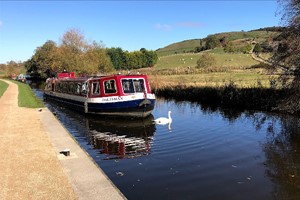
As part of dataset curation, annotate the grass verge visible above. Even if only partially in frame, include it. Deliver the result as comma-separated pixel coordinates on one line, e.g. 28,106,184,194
0,80,9,97
13,81,44,108
148,73,275,89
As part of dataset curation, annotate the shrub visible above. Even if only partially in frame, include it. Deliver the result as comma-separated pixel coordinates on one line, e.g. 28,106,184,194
253,43,262,54
196,54,216,68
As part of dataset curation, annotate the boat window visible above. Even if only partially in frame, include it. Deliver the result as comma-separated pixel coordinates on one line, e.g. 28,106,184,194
62,83,68,93
56,82,61,92
68,82,74,94
104,80,117,94
133,79,145,92
122,79,134,93
81,82,88,95
92,81,100,95
122,78,145,93
75,83,82,95
59,83,63,92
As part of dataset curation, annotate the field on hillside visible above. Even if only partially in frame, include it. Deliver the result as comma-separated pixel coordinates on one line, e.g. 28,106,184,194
148,29,281,89
213,31,279,43
156,30,280,56
136,52,277,89
154,51,259,70
156,39,200,56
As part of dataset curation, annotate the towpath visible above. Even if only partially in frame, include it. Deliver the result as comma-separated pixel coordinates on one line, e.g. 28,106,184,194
0,79,126,200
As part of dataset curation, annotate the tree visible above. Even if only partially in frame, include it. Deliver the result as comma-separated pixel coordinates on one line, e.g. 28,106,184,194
272,0,300,74
61,28,87,53
194,46,202,53
59,29,88,72
142,49,158,68
253,43,262,54
205,36,220,49
224,42,235,53
243,44,253,54
82,42,114,75
271,0,300,113
26,29,157,78
107,47,127,70
25,58,40,77
261,41,273,52
219,36,228,47
196,54,216,68
5,61,25,77
27,29,114,78
107,48,158,70
31,40,60,78
124,51,141,70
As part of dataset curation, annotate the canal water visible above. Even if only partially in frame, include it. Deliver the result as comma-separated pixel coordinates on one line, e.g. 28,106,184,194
32,87,300,200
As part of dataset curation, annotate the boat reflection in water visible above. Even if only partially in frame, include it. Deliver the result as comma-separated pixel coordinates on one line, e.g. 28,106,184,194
43,94,156,160
86,115,156,160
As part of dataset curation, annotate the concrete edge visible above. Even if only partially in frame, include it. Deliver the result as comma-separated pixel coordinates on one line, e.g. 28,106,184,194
38,107,127,200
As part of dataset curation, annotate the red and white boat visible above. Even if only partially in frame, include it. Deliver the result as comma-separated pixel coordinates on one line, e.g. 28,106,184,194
44,72,155,118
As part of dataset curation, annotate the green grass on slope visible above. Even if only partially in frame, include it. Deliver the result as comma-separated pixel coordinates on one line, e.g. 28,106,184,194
156,31,280,57
156,39,200,56
0,80,9,97
155,52,259,70
13,81,44,108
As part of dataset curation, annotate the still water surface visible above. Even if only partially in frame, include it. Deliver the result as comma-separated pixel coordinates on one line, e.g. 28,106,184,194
33,88,300,200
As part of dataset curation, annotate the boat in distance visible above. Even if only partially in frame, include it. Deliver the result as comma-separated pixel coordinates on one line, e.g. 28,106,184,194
44,72,156,118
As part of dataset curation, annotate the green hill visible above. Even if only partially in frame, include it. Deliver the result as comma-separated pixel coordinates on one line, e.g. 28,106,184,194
156,39,201,57
156,27,282,57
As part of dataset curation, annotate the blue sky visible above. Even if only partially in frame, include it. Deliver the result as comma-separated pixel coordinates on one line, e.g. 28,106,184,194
0,1,281,64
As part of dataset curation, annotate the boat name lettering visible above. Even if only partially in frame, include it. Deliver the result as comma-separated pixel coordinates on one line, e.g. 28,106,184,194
102,97,123,101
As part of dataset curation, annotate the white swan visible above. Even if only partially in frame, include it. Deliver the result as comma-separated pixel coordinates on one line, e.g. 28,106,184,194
153,111,172,125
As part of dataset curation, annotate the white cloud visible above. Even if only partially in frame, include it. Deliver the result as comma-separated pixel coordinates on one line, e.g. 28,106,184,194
0,20,3,28
154,23,172,31
154,21,205,32
176,22,205,28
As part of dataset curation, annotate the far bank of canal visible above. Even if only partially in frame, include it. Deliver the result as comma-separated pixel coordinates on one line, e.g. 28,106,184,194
32,85,300,200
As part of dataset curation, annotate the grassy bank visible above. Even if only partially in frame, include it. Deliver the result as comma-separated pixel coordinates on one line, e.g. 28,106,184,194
13,81,44,108
0,80,9,97
148,72,275,89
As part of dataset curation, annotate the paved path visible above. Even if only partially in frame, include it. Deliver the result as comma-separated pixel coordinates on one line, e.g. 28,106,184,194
0,79,126,200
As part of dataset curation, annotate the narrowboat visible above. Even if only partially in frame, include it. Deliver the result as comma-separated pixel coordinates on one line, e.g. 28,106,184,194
44,72,156,118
